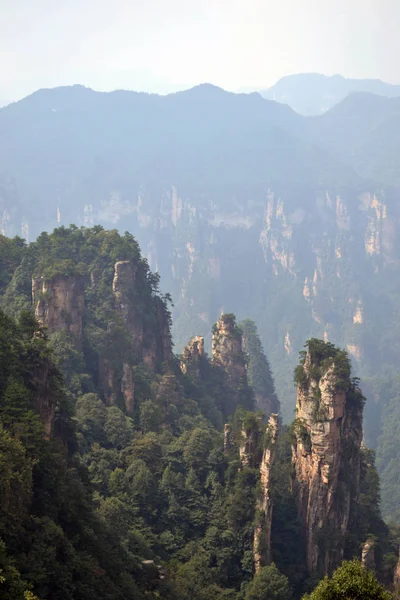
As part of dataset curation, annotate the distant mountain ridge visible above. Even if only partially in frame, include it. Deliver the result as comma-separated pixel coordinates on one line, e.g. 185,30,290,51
2,81,400,518
260,73,400,115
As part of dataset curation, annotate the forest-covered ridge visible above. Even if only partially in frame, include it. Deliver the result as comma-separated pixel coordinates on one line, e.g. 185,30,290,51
0,225,398,600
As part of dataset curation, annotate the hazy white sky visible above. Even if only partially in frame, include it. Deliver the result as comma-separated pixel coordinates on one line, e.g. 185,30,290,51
1,0,399,103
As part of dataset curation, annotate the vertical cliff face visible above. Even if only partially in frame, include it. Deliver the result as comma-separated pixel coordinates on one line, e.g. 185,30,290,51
180,336,205,377
292,339,364,575
32,356,59,438
31,246,174,417
154,296,173,366
212,314,246,376
224,423,232,454
112,259,150,370
361,539,376,571
212,314,253,412
113,260,139,337
121,363,135,416
100,358,135,414
236,411,279,571
98,258,174,410
394,552,400,598
32,275,85,346
253,413,279,571
239,416,263,468
99,357,118,407
112,260,172,370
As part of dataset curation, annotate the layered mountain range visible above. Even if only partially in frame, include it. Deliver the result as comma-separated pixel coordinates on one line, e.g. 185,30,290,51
260,73,400,115
1,82,400,518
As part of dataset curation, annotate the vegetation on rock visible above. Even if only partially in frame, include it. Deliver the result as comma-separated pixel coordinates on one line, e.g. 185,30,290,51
303,560,392,600
0,226,396,599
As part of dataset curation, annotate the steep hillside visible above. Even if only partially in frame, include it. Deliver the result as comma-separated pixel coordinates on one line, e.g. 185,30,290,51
0,225,393,599
304,94,400,185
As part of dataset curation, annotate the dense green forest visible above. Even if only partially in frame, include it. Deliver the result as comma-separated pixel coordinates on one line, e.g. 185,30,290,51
2,83,400,525
0,226,397,599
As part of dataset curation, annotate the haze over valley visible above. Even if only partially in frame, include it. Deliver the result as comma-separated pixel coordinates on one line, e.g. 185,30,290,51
2,1,400,599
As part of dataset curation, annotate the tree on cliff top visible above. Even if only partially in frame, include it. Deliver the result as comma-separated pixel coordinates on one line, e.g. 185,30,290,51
240,319,280,417
304,560,391,600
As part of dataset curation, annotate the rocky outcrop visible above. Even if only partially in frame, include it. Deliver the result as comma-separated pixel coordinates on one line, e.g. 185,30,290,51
212,314,253,411
239,418,263,468
212,314,246,375
292,340,364,575
32,354,62,438
121,363,135,416
112,259,148,365
253,414,279,571
235,411,279,570
99,358,118,407
113,260,139,329
155,296,173,366
99,360,135,413
97,260,174,407
393,550,400,598
224,423,232,454
180,336,205,377
32,275,84,346
361,538,375,571
113,260,172,370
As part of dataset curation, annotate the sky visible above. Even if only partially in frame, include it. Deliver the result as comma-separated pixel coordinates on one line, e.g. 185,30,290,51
1,0,400,105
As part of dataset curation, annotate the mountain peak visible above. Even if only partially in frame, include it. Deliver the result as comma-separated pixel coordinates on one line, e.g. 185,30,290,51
260,73,400,115
175,83,232,98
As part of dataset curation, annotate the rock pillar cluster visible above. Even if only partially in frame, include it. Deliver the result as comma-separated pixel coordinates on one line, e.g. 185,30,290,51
234,412,280,571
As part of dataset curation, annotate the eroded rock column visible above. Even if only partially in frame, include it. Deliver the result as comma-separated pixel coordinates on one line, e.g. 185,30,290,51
292,340,364,575
254,413,279,571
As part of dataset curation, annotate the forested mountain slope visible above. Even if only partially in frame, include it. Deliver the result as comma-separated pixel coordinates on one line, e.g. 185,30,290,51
0,225,396,599
1,86,400,518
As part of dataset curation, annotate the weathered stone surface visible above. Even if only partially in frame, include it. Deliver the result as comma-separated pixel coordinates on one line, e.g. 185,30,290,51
33,357,58,438
292,344,363,575
113,260,172,370
113,260,139,326
32,275,84,346
31,274,84,435
223,423,232,454
361,538,375,571
254,413,279,571
99,358,118,407
212,314,252,411
394,550,400,598
212,314,246,381
180,336,205,376
239,419,262,468
122,363,135,416
155,296,173,365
